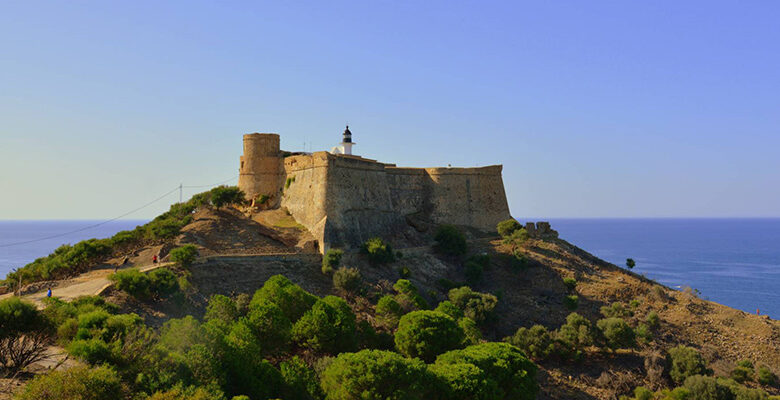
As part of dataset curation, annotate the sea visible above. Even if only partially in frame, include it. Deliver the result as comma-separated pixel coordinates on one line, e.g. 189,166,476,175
0,218,778,319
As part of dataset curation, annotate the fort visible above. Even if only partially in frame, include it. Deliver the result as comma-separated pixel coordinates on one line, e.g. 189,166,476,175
238,127,511,252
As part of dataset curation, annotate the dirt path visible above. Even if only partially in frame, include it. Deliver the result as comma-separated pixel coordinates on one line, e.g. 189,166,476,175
0,263,173,308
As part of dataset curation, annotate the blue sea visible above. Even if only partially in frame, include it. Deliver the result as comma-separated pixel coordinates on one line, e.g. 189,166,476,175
1,219,779,319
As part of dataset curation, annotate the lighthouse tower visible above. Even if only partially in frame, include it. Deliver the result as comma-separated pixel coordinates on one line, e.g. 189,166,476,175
330,125,356,155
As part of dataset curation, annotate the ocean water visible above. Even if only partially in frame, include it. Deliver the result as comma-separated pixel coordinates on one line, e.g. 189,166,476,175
1,219,778,319
0,220,147,279
542,218,780,319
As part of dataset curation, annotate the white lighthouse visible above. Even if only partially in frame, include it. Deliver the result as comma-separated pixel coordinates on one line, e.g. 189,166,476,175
330,125,356,155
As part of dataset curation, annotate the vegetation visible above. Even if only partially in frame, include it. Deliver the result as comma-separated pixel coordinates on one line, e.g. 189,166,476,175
563,277,577,292
292,295,357,354
321,248,343,274
15,365,127,400
361,237,396,265
626,258,636,269
433,224,468,256
110,268,179,299
375,295,403,329
464,254,489,284
169,244,199,268
0,297,54,376
448,286,498,326
496,219,522,237
596,317,636,350
394,310,464,362
332,267,362,293
209,185,245,210
667,345,708,384
564,294,579,310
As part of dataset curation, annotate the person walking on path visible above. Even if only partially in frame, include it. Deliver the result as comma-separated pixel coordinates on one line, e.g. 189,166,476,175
152,254,158,264
46,288,52,298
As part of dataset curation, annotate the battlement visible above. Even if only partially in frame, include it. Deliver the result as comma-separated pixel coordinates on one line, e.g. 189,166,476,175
239,135,511,252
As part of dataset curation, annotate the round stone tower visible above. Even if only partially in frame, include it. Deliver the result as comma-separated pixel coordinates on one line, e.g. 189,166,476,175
238,133,284,206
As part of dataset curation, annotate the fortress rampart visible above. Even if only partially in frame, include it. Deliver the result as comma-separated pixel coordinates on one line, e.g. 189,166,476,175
239,133,511,252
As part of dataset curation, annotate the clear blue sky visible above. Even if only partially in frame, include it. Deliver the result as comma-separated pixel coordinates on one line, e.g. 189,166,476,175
1,1,779,219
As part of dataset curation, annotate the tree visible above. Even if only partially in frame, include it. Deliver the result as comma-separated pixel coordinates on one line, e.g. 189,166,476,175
435,342,539,400
667,345,708,384
210,186,245,210
292,296,357,354
596,318,636,350
361,237,395,265
375,295,403,329
244,300,292,355
434,225,468,256
249,275,317,322
434,300,464,320
429,362,500,400
321,349,438,400
170,244,199,268
333,267,362,294
280,356,323,400
204,295,238,323
394,310,464,362
0,297,54,376
15,365,128,400
497,219,522,238
626,258,636,269
322,248,343,274
448,287,498,326
507,325,554,361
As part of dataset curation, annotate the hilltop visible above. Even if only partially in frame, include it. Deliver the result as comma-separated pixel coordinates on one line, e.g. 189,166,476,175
2,194,779,399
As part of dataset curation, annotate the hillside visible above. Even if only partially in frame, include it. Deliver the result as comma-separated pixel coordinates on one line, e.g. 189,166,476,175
2,201,779,400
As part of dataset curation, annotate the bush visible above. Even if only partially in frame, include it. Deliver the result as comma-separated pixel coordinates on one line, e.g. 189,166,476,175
67,338,116,365
398,266,411,278
333,267,362,293
564,295,579,310
394,310,464,362
497,219,522,238
758,366,778,386
435,300,464,320
393,279,428,311
245,300,292,354
0,297,53,375
459,317,482,346
148,268,179,296
210,186,245,209
361,237,396,265
249,275,318,322
636,323,653,344
667,345,708,384
281,356,323,400
321,350,438,400
375,295,403,329
682,375,732,400
508,325,554,361
147,384,227,400
555,312,593,358
292,296,357,354
322,248,343,274
596,318,636,350
205,294,238,323
170,244,199,268
563,277,577,292
15,364,127,400
221,321,284,399
464,261,484,284
435,342,539,400
626,258,636,269
600,302,633,318
634,386,654,400
646,311,660,329
731,365,753,384
434,225,468,256
429,361,500,400
110,269,151,298
448,287,498,326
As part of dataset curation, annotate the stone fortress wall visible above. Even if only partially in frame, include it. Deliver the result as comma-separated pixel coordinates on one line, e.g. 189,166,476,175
239,133,512,252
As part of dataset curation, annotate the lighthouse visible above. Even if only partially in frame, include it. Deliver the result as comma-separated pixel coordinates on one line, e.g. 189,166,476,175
330,125,356,155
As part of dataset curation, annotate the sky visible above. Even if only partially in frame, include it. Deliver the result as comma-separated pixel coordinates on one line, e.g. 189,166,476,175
1,1,779,220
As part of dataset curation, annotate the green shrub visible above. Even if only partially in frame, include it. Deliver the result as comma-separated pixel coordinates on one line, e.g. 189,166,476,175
393,279,428,311
731,365,753,384
394,310,464,362
361,237,396,265
758,366,778,386
170,244,199,268
459,317,482,346
600,302,633,318
249,275,318,322
322,248,343,274
508,325,554,361
555,312,593,359
667,345,708,384
333,267,362,293
464,261,483,284
429,361,499,400
67,338,116,365
102,313,142,341
375,295,403,329
147,384,227,400
110,268,150,298
497,219,522,237
435,300,465,320
435,342,539,400
629,299,641,308
148,268,179,296
448,286,498,326
563,277,577,292
398,266,411,278
0,297,54,375
634,386,654,400
221,321,284,399
280,356,323,400
635,323,653,344
15,364,127,400
292,296,357,354
596,317,636,350
564,295,579,310
434,225,468,256
682,375,732,400
321,349,438,400
210,186,245,209
646,311,660,329
205,294,238,323
245,300,292,354
626,258,636,269
157,316,205,353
